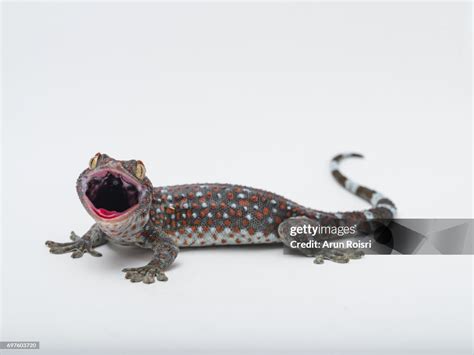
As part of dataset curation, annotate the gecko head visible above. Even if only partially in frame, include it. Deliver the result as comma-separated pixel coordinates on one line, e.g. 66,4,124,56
76,153,153,224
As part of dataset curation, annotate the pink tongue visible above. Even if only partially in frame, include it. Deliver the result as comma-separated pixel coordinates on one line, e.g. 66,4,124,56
97,208,122,219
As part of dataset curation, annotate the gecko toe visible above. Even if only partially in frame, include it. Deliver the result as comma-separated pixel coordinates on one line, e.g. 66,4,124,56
332,255,350,263
143,273,156,284
350,250,365,259
69,232,81,242
130,273,144,282
71,250,84,258
46,241,74,248
156,272,168,282
313,255,325,264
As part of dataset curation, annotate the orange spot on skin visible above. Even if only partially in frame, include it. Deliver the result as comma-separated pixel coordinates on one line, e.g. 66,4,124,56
250,195,258,203
187,233,193,238
199,197,206,204
216,225,224,233
200,208,209,218
229,209,236,216
280,202,287,210
248,227,255,236
255,212,264,220
235,187,242,193
207,219,213,226
203,226,209,232
227,192,234,200
220,202,227,209
179,228,185,234
206,192,212,198
239,200,249,207
224,220,231,227
233,226,240,233
194,219,201,226
216,212,222,219
188,192,195,199
263,207,270,216
191,226,197,232
242,219,249,227
210,202,217,209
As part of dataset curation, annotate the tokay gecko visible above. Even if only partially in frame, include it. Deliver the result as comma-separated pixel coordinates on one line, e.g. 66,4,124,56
46,153,396,284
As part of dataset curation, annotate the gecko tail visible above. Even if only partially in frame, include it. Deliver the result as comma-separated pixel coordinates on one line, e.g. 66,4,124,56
330,153,397,219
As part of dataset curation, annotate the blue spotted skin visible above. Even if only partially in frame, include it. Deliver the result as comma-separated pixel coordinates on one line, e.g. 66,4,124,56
148,154,397,248
150,184,328,247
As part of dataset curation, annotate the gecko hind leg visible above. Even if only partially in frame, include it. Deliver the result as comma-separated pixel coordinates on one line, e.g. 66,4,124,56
278,216,364,265
313,248,364,264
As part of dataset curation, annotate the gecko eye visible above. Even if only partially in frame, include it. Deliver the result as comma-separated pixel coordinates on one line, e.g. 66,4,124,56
89,153,101,169
135,161,146,180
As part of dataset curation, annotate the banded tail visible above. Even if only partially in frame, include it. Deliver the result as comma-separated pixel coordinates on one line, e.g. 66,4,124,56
330,153,397,220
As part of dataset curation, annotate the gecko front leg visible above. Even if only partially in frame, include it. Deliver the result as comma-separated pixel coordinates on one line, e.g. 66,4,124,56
45,224,107,258
122,231,179,284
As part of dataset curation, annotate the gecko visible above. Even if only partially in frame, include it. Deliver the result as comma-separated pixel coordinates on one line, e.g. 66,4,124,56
45,152,397,284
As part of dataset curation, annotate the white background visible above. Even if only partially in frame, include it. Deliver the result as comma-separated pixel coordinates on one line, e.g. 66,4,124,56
2,2,472,354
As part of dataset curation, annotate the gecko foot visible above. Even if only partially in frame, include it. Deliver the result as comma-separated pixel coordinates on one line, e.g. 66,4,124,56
122,265,168,284
45,232,102,258
313,248,364,264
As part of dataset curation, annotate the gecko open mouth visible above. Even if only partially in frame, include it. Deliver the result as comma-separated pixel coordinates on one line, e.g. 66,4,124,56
85,171,140,219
